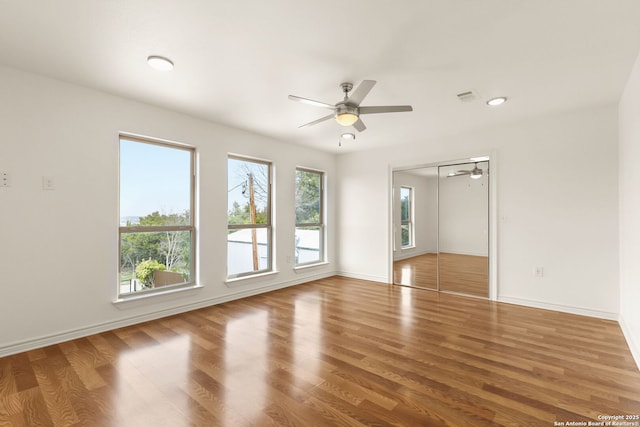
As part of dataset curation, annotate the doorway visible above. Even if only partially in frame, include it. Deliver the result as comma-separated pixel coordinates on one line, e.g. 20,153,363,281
391,159,490,298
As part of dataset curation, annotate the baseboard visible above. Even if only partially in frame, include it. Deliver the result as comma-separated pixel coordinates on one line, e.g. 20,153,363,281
498,296,618,321
439,250,489,257
619,314,640,371
393,250,436,261
336,271,389,284
0,271,337,358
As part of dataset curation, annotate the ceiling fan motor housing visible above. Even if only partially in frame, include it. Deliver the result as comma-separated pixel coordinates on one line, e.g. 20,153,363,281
336,103,358,116
335,103,359,126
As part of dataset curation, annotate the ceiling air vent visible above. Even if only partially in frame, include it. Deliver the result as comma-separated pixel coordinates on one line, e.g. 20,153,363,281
457,90,478,102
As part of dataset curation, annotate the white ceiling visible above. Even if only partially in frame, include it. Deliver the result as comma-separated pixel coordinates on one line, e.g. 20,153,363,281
2,1,640,153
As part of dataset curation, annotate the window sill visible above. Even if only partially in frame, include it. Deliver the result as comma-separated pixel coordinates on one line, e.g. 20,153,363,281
294,261,329,272
113,283,203,305
225,270,279,286
401,245,416,250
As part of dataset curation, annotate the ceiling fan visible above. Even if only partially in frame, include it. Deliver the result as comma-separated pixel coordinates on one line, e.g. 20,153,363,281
288,80,413,132
447,163,486,179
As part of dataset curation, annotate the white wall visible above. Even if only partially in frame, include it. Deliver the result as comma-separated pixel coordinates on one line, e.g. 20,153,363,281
0,63,629,358
0,66,337,356
438,162,489,256
337,105,620,319
619,50,640,369
392,170,437,260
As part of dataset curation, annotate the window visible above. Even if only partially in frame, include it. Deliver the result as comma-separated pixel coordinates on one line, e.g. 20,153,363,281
119,136,195,296
295,168,324,266
400,186,414,248
227,155,272,278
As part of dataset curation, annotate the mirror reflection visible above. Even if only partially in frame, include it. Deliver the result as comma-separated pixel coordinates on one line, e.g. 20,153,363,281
392,167,438,289
438,162,489,297
392,161,489,298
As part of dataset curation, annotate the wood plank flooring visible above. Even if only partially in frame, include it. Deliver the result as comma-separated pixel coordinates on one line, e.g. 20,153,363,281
394,252,489,297
393,253,438,290
439,252,488,297
1,276,639,426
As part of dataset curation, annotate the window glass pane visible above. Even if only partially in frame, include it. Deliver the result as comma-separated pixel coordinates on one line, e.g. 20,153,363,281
295,226,321,265
120,230,192,294
227,228,269,276
400,187,410,222
119,137,194,297
227,156,272,278
401,224,410,247
120,139,191,225
228,158,269,225
295,170,321,224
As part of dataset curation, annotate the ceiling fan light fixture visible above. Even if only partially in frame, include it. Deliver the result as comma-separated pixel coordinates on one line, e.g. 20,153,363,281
341,132,355,140
486,96,507,106
336,112,358,126
335,104,359,126
470,169,483,179
147,55,174,71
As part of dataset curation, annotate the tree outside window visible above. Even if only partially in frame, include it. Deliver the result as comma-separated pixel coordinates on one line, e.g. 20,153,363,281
119,136,194,295
227,156,272,277
400,186,414,248
295,168,324,266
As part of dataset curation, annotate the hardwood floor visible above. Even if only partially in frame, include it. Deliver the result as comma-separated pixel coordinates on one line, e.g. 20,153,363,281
1,276,639,426
394,252,489,297
439,252,488,297
393,253,438,289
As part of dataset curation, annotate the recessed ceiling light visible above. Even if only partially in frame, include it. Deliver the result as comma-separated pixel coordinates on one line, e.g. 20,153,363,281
486,97,507,106
147,55,174,71
341,132,355,140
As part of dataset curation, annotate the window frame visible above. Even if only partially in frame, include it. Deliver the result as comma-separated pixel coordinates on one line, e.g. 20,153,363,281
400,185,414,249
118,134,196,298
294,167,325,267
227,154,273,279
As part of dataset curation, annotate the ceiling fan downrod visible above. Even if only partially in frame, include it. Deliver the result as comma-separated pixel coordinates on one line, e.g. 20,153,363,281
341,82,353,100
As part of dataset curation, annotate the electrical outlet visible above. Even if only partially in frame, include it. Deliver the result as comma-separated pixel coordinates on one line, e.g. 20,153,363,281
42,176,55,190
534,266,544,278
1,172,10,187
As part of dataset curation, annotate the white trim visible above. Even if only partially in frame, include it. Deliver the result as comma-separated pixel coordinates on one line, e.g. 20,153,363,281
0,271,337,358
400,245,416,251
388,151,498,300
393,249,436,261
294,261,329,272
119,131,196,149
337,271,388,284
388,164,394,283
225,270,279,286
498,296,618,321
488,150,498,301
436,249,488,257
619,314,640,371
113,283,204,304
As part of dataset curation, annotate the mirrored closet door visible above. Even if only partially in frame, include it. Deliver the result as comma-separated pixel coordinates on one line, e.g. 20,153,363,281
392,160,489,298
392,166,439,290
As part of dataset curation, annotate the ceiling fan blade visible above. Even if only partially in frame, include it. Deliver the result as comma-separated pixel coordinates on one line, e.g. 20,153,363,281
353,118,367,132
298,113,334,128
359,105,413,114
348,80,376,106
447,170,471,177
288,95,336,110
